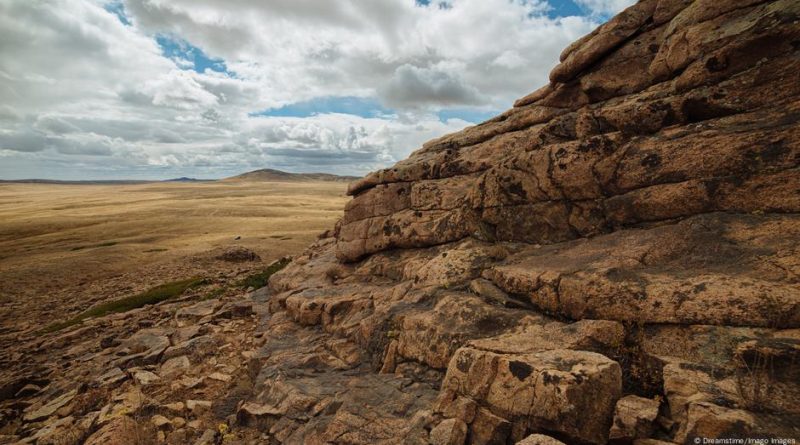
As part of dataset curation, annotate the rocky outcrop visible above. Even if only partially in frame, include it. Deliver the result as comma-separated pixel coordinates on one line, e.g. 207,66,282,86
261,0,800,443
339,0,800,259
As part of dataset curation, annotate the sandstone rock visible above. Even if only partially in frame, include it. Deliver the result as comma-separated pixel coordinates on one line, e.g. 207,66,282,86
84,416,141,445
323,0,800,270
469,407,511,445
435,393,478,425
229,301,255,317
469,278,531,309
237,401,282,428
187,399,212,416
441,347,621,445
429,418,468,445
208,372,231,382
608,395,661,442
194,429,217,445
163,335,219,361
550,0,659,83
678,402,756,444
160,355,191,377
23,389,77,422
115,329,170,367
396,293,528,369
14,383,41,398
30,415,80,445
174,325,202,343
177,299,220,320
96,367,127,387
171,416,186,428
163,401,185,414
177,376,204,389
132,369,160,386
516,434,567,445
465,319,625,356
484,213,800,328
151,414,172,429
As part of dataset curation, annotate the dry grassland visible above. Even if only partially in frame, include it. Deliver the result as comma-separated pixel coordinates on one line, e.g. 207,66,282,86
0,180,349,334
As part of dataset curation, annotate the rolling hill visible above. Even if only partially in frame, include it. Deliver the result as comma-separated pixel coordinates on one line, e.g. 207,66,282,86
224,168,358,182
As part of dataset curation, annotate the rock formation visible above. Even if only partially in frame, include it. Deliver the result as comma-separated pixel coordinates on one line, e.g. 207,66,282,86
1,0,798,444
263,0,800,442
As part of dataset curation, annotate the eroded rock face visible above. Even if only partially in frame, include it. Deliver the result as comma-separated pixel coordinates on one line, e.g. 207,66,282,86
259,0,800,442
336,0,800,264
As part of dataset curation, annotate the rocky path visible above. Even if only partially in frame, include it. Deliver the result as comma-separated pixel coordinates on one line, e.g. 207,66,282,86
0,275,265,444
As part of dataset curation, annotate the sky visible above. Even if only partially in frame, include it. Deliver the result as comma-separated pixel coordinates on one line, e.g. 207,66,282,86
0,0,635,180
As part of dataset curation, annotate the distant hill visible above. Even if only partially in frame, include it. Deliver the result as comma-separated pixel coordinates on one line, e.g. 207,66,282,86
163,177,212,183
225,168,358,183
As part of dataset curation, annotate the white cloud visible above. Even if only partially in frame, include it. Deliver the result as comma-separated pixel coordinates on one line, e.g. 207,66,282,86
574,0,636,17
0,0,634,180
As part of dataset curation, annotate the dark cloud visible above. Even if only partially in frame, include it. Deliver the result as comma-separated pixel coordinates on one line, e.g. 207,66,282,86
380,64,485,109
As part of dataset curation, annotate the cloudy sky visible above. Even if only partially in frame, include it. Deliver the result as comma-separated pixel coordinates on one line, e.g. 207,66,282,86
0,0,633,180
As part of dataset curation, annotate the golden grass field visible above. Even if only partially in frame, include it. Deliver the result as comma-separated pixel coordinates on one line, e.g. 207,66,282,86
0,180,349,333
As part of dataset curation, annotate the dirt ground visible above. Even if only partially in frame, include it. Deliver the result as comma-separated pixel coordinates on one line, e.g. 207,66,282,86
0,180,349,335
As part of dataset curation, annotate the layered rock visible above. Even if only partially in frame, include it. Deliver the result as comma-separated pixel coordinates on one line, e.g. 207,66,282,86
261,0,800,443
336,0,800,265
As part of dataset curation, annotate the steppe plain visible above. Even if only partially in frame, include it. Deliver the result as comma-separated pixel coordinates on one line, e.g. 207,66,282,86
0,180,348,335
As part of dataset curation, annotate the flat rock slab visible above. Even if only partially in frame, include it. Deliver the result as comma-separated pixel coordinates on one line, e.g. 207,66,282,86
486,213,800,328
23,389,77,422
176,299,220,319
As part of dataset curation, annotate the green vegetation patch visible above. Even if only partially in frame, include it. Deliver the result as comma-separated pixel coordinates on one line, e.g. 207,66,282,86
237,257,291,289
70,241,118,251
43,277,206,333
203,286,227,301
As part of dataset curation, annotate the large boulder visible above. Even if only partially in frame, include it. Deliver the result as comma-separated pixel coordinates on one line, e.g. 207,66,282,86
440,347,621,445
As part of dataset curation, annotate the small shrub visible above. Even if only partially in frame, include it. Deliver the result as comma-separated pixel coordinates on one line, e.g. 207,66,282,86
203,286,227,301
43,277,206,333
236,257,291,289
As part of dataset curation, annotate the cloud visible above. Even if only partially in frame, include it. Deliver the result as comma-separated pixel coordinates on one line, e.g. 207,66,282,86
0,0,634,180
573,0,636,17
0,128,51,153
121,0,598,109
380,64,485,109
